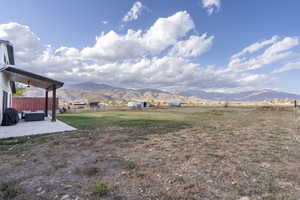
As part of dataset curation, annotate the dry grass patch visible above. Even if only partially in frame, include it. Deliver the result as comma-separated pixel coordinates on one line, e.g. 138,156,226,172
0,180,23,200
1,107,300,199
75,166,100,177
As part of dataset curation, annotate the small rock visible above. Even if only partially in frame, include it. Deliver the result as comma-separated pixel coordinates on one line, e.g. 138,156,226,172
121,171,128,176
62,184,73,189
239,197,250,200
261,162,271,168
279,181,293,188
37,190,46,196
40,190,46,195
61,194,70,200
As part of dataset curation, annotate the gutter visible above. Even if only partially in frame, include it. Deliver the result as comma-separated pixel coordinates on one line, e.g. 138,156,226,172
0,65,8,72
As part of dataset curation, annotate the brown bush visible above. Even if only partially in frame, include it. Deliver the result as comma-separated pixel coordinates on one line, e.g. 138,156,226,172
256,106,290,111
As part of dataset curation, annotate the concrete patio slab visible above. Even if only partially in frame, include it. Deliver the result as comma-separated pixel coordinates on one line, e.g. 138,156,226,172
0,118,77,139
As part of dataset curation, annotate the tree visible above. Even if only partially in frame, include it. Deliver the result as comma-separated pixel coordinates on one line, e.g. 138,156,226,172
13,86,25,97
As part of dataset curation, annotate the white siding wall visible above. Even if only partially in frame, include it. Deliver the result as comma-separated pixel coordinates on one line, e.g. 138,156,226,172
0,71,12,124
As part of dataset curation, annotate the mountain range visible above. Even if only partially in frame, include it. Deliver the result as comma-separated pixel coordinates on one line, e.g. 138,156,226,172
24,82,300,102
180,89,300,101
24,82,204,103
59,82,201,103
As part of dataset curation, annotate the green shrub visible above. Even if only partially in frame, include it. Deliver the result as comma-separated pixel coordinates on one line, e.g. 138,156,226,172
0,138,28,146
91,182,110,197
84,167,99,177
75,166,99,177
126,161,138,170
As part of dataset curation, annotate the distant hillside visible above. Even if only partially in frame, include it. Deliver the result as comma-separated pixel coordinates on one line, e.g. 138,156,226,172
65,82,121,91
24,82,300,103
62,82,180,101
25,82,204,104
180,89,300,101
137,88,170,94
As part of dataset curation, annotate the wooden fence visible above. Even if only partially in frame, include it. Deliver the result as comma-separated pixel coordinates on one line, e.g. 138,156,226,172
12,97,59,113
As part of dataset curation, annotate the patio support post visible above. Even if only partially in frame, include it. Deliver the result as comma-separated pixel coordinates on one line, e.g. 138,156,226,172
45,89,48,117
52,85,56,122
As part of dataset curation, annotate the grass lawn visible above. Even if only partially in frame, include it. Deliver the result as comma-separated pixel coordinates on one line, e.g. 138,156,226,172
57,111,192,132
57,108,234,131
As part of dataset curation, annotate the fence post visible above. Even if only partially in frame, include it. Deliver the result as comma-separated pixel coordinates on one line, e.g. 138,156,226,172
52,85,56,122
45,90,48,117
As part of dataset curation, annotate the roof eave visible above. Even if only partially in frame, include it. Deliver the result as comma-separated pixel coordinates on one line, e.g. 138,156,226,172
4,66,64,90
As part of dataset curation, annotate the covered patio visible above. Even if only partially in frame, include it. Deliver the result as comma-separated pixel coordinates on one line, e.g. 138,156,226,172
4,66,63,121
0,66,77,139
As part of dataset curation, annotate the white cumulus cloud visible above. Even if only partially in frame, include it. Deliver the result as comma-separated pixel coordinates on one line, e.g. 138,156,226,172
122,1,143,22
231,36,279,60
0,22,47,65
272,61,300,73
202,0,221,15
228,36,299,72
168,34,214,57
82,11,195,62
1,11,299,93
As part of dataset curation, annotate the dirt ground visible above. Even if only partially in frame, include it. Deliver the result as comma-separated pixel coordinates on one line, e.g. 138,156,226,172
1,107,300,200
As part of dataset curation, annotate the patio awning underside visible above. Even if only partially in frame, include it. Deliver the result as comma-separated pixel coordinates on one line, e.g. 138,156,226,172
4,66,63,90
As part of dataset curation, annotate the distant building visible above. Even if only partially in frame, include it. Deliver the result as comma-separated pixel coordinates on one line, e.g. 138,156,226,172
70,101,86,109
169,101,182,107
127,101,152,108
89,101,100,108
128,101,143,108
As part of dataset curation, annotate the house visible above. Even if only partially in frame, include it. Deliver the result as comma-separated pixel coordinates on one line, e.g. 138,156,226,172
0,40,63,124
0,40,15,123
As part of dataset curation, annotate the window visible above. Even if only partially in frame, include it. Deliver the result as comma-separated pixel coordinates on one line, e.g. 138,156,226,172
3,91,8,111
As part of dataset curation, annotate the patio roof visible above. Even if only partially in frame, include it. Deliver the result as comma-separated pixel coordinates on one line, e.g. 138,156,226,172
4,66,64,90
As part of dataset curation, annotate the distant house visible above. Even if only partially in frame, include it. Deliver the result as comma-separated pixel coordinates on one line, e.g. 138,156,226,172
169,100,182,107
128,101,143,108
89,101,100,108
143,102,153,107
70,101,86,109
127,101,152,108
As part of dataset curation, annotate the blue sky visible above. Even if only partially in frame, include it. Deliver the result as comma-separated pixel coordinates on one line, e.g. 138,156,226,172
1,0,300,93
